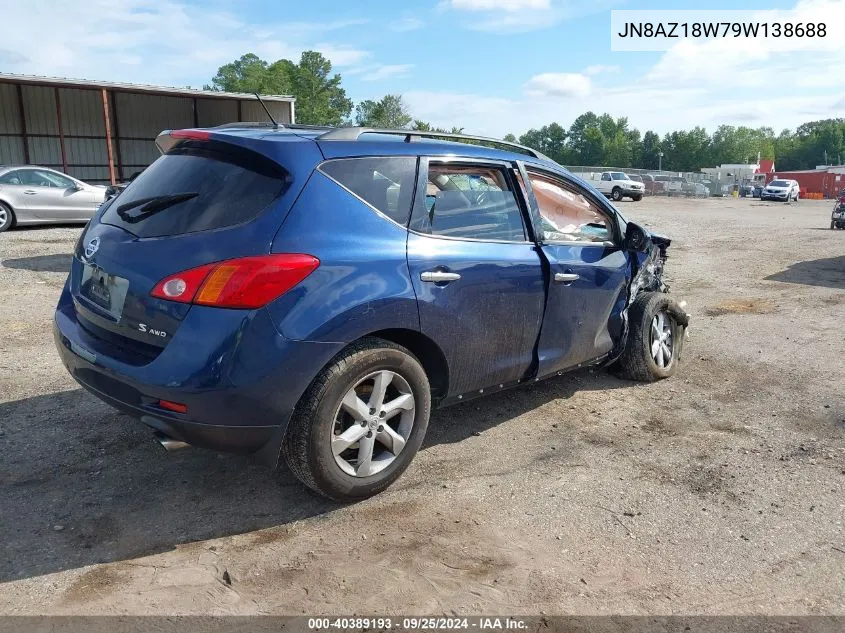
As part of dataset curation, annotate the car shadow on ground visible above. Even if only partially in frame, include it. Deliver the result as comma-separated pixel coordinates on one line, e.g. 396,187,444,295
764,255,845,290
0,368,631,583
2,254,73,273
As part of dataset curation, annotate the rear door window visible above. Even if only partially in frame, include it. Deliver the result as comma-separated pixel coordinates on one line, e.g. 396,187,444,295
319,157,417,225
100,141,290,238
413,162,527,242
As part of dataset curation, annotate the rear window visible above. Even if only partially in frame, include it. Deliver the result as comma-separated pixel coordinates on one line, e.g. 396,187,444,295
319,157,417,225
100,141,290,238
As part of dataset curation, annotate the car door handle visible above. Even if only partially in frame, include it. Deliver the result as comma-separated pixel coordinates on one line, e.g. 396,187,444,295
554,272,580,283
23,190,37,195
420,271,461,283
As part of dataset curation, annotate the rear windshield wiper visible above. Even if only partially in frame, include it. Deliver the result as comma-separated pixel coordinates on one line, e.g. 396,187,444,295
116,192,199,223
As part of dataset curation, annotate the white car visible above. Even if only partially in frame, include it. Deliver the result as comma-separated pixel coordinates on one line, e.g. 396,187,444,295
760,179,800,202
590,171,645,202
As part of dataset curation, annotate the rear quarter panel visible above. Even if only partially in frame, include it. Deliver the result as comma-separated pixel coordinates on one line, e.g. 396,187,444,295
266,169,419,343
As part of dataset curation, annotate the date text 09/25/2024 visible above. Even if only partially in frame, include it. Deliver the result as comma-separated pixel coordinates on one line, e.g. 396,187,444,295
307,617,528,630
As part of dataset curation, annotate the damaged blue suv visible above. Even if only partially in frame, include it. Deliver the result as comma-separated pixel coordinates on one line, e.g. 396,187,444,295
54,124,689,501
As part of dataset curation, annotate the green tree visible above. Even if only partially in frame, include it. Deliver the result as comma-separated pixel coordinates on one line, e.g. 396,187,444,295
503,133,518,143
640,131,662,170
566,112,600,164
519,123,569,164
661,127,710,171
290,51,353,126
355,94,412,129
206,53,292,94
626,128,643,168
208,51,352,126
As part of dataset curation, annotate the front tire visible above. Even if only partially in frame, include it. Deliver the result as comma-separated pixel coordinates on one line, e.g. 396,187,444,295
632,194,643,202
611,187,623,202
0,202,15,233
282,337,431,502
618,292,685,382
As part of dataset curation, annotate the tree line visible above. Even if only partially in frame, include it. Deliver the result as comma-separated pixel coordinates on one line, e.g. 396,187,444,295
209,52,845,172
508,116,845,172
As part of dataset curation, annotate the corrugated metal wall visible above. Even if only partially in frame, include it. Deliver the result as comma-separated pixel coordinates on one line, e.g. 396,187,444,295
240,100,292,124
60,88,109,183
114,92,194,180
0,83,25,164
0,79,294,184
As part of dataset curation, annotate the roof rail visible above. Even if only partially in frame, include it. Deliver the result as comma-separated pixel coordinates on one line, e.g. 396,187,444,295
317,127,552,162
208,121,336,132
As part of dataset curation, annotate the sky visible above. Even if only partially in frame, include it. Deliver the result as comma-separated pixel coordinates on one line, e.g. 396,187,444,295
2,0,845,138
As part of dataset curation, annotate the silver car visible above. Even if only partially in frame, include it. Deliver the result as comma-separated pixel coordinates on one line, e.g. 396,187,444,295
0,165,107,232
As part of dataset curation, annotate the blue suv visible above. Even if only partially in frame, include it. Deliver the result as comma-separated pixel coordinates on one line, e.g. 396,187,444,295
54,124,689,501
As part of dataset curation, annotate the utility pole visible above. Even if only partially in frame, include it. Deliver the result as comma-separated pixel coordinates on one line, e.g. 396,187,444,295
658,151,664,172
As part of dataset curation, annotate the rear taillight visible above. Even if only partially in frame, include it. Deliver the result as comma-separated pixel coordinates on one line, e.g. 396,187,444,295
151,254,320,309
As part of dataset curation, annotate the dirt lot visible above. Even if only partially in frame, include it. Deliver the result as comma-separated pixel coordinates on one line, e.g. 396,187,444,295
0,196,843,615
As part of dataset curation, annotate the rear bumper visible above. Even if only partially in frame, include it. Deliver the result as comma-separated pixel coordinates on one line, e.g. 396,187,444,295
54,283,344,456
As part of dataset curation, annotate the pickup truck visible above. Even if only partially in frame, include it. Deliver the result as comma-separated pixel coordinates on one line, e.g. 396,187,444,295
589,171,645,202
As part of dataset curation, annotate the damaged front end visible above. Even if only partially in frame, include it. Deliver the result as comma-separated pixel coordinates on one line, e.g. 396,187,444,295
605,229,690,366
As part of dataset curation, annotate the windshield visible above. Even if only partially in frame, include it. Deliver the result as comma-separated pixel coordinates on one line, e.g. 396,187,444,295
100,141,290,238
610,172,628,181
769,180,790,187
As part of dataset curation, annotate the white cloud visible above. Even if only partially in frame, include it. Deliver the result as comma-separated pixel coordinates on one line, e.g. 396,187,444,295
524,73,592,98
348,64,415,81
0,0,372,86
444,0,623,32
450,0,550,12
389,17,425,31
584,64,620,75
646,0,845,90
363,65,415,81
311,44,370,67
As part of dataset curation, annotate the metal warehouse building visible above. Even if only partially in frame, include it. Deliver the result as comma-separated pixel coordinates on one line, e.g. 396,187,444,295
0,74,295,185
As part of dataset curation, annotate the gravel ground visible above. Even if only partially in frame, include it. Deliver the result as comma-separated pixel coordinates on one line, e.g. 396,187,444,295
0,196,843,615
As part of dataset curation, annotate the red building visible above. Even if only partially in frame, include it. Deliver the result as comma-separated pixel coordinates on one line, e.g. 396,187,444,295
766,166,845,199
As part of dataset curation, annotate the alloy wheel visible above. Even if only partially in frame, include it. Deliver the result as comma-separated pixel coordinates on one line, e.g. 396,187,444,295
650,311,674,369
331,370,416,477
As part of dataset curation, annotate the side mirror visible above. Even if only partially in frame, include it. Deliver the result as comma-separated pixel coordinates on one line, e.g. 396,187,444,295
623,222,651,252
73,182,85,191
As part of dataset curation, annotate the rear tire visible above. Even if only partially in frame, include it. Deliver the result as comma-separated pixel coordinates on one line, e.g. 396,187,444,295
618,292,684,382
0,202,15,233
282,337,431,502
612,187,623,202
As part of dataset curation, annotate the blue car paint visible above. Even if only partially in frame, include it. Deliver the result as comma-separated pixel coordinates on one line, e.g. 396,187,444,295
266,169,420,342
55,282,344,450
406,231,546,396
54,125,654,460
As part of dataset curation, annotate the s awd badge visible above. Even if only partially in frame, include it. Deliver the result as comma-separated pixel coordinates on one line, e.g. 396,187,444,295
138,323,167,338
